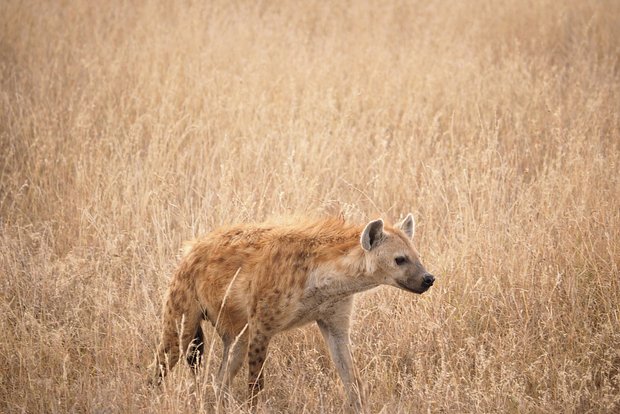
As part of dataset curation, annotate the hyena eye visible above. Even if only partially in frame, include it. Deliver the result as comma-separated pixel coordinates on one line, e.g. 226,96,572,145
394,256,409,266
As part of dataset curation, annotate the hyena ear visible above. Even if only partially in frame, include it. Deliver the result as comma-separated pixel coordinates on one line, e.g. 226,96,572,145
361,219,384,251
397,213,415,239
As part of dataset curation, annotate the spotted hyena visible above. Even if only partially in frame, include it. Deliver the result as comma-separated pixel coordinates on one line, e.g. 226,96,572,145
150,214,435,413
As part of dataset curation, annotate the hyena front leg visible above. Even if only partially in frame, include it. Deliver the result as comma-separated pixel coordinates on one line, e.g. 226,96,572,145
317,299,367,414
150,282,202,385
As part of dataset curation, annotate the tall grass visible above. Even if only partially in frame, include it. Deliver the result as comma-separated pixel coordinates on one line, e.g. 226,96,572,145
1,0,619,412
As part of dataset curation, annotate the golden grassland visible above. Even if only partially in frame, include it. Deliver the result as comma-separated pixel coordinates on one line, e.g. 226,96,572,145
1,0,619,412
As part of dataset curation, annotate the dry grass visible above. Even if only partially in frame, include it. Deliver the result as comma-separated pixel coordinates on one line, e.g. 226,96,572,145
1,0,619,412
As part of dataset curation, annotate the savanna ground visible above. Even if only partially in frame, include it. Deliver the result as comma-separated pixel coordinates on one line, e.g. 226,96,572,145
1,0,619,412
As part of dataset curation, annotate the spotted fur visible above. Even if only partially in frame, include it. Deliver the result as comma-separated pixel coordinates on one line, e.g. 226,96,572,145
150,214,435,413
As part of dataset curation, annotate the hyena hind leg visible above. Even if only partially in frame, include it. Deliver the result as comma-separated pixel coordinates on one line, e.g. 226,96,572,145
216,335,232,385
247,325,273,402
217,329,249,396
186,323,205,371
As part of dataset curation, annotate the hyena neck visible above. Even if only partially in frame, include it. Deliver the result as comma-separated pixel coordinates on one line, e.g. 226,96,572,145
306,248,378,300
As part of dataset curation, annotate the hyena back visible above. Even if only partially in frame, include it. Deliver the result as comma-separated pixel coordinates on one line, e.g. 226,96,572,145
150,214,435,413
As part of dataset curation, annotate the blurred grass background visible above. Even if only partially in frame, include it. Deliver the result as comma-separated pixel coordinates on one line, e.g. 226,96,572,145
1,0,619,412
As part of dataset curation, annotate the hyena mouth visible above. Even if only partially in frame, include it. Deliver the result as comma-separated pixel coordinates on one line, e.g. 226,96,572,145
396,280,430,294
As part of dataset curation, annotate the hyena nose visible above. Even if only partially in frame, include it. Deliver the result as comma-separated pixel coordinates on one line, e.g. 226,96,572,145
422,273,435,287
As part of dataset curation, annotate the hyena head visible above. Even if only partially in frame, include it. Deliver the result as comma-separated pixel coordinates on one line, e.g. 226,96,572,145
360,213,435,294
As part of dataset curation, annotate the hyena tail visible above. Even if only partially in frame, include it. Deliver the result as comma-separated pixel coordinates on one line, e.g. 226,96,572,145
149,265,203,384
